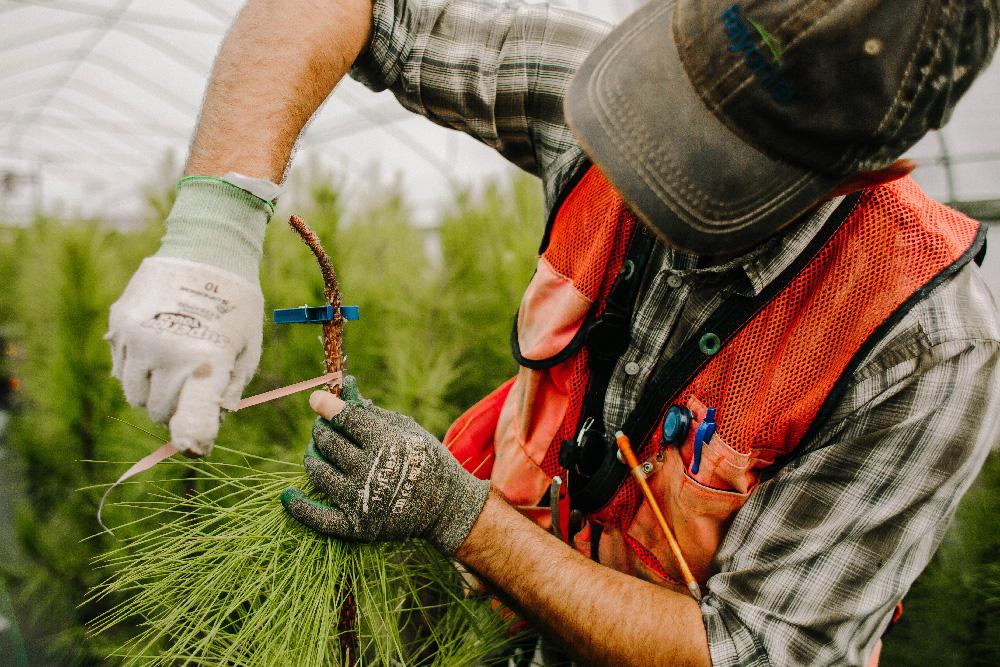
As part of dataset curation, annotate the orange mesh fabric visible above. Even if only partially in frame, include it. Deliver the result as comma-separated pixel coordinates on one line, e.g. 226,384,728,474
601,177,980,537
443,165,637,493
540,350,591,477
537,166,638,478
682,178,979,458
542,167,637,303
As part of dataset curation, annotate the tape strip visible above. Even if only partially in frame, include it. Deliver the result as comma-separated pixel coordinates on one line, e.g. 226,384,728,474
233,372,341,411
97,371,343,534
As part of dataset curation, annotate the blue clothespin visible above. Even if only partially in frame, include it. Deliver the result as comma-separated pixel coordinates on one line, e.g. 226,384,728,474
691,407,716,475
273,304,360,324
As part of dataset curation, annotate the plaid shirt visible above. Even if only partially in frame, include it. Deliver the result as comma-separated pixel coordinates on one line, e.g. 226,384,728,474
350,1,1000,665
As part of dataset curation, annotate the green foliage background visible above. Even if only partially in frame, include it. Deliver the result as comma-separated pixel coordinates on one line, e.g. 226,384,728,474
0,171,996,665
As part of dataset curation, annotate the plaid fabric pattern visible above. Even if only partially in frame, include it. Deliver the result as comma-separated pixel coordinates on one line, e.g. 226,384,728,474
350,2,1000,665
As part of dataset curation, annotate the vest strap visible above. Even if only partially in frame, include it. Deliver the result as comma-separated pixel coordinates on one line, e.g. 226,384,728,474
560,227,656,479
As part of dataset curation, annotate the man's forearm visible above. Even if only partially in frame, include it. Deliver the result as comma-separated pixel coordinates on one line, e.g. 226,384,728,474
186,0,373,182
456,492,712,666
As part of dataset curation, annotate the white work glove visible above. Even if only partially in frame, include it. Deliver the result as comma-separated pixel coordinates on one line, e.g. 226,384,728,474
107,257,264,456
107,176,272,456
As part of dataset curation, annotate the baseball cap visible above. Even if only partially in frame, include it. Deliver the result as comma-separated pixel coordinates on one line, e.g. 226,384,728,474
565,0,999,255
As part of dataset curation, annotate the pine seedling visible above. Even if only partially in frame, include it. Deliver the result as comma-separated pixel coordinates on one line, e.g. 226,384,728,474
87,449,510,665
88,215,512,665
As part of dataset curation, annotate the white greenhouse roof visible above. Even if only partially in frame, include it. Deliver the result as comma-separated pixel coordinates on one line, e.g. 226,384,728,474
1,0,998,225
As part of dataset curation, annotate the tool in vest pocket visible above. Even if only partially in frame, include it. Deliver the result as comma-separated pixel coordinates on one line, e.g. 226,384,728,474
662,405,693,445
561,416,606,478
272,304,360,324
691,407,716,475
615,430,702,602
549,475,564,541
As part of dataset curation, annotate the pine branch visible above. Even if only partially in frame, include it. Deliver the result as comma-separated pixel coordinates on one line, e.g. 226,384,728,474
287,214,344,396
287,214,356,659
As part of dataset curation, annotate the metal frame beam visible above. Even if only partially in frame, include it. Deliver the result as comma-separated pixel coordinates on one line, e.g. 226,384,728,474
8,0,136,151
2,0,221,34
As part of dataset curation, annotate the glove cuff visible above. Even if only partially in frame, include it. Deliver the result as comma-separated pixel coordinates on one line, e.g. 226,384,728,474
432,474,491,556
155,177,271,283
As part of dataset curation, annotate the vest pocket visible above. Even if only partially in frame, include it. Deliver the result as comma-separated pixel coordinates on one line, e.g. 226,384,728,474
624,397,760,586
490,363,571,506
681,396,762,494
625,447,750,585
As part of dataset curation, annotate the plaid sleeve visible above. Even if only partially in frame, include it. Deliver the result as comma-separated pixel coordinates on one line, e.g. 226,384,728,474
349,0,606,195
701,266,1000,667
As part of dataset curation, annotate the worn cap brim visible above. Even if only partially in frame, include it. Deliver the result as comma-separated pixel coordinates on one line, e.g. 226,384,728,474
565,0,841,255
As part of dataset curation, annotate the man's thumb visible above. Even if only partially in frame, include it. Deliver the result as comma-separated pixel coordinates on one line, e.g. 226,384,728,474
309,391,346,421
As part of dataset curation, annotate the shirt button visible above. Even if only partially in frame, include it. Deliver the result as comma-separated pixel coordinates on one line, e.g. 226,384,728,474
624,361,641,376
666,274,683,288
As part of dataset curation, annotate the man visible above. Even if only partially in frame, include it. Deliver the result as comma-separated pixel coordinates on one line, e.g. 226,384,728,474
106,0,1000,664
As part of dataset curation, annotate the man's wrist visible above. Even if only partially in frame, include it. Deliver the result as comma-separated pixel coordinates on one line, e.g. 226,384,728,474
454,491,512,565
432,474,491,556
155,177,271,283
220,172,282,206
177,175,278,216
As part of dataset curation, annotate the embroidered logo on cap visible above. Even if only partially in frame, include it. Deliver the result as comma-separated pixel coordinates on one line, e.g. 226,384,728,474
722,4,794,104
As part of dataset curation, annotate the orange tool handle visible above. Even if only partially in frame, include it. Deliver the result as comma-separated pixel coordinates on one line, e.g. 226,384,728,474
615,431,702,601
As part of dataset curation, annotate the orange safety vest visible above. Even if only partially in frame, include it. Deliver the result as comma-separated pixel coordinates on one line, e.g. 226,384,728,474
444,164,983,643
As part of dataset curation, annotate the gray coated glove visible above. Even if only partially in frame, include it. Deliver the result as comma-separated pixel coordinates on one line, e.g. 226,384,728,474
281,379,490,555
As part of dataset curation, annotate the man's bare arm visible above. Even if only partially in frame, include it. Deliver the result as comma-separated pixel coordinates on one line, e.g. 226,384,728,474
456,492,712,666
186,0,373,181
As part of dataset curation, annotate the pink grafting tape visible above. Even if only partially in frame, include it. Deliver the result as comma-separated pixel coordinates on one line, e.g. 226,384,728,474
233,372,341,410
97,371,343,534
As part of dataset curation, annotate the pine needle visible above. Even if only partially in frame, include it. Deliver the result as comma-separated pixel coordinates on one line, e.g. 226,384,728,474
87,463,512,665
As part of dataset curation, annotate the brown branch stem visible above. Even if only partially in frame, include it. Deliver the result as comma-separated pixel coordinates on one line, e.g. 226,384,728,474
287,215,345,396
287,214,356,661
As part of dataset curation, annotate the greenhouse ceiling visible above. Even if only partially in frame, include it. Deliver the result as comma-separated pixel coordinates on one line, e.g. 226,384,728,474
0,0,998,225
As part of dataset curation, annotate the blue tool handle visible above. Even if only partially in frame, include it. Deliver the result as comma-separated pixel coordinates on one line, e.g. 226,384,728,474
273,305,334,324
691,407,716,475
273,304,360,324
